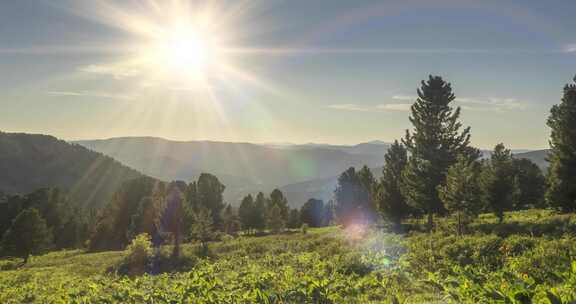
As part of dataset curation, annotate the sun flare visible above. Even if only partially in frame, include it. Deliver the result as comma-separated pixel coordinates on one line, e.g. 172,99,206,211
151,24,220,77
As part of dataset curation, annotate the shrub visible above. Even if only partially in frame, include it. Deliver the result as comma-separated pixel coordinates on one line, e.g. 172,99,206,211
301,223,309,234
120,233,152,275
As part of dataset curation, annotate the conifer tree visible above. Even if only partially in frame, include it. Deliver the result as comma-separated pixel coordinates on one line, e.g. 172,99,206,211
194,174,226,229
335,167,360,227
335,166,377,227
511,158,546,209
267,204,285,234
357,165,378,222
268,189,289,229
253,192,267,233
300,198,325,227
287,208,301,229
1,208,53,264
546,76,576,212
322,200,337,226
238,194,255,234
222,204,240,235
190,207,214,256
160,184,185,259
127,196,163,242
377,141,410,232
402,75,479,230
481,144,515,223
438,156,482,235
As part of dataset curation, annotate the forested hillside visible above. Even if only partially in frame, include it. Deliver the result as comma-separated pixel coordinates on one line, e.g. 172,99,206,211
0,132,143,208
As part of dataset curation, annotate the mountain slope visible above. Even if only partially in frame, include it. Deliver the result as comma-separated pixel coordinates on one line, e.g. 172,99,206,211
515,149,550,169
0,132,143,208
77,137,388,204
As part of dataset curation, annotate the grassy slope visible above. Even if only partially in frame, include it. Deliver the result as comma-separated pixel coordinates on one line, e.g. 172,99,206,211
1,210,576,303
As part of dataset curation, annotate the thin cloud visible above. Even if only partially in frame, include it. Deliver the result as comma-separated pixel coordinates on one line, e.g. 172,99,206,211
47,91,133,100
457,97,525,112
375,103,412,111
327,103,411,112
79,64,141,79
562,44,576,53
391,95,416,101
390,94,525,112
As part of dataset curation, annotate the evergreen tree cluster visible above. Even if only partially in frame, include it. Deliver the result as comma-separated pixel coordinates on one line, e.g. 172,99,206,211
237,189,290,234
237,190,335,234
334,75,552,234
0,188,89,262
88,173,227,255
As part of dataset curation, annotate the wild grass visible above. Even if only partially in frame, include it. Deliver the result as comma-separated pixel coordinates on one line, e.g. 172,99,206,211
1,209,575,303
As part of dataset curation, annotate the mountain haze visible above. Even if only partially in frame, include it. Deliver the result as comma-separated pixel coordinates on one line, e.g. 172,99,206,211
77,137,390,205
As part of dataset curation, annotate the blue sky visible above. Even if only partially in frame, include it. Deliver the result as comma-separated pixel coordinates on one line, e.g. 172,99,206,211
1,0,575,149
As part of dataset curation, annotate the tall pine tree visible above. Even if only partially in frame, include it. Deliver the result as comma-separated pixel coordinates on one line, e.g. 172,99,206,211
377,141,410,232
253,192,267,233
546,76,576,212
402,75,478,230
238,194,255,234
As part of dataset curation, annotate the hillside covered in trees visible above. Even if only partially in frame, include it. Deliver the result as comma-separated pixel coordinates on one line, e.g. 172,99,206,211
0,132,143,208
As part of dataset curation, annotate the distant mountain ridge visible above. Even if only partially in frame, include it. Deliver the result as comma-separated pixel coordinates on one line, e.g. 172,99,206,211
74,136,547,207
76,137,390,205
0,132,144,208
514,149,550,169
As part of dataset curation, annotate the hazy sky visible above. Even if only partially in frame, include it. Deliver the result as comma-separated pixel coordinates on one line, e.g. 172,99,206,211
1,0,575,149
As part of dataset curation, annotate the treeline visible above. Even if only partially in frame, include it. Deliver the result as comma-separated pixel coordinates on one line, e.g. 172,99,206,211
333,75,576,235
0,171,335,262
237,193,336,234
0,188,91,262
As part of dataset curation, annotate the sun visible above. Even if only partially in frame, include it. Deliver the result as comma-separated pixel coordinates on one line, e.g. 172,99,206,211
68,0,276,90
153,24,219,77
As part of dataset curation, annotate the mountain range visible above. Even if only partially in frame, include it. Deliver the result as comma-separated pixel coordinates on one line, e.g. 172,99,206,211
76,137,390,206
0,131,549,209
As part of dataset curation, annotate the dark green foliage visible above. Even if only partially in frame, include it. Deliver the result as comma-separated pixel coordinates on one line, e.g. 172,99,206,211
334,166,376,227
1,208,53,263
238,194,255,233
546,76,576,212
481,144,515,223
511,158,546,209
323,200,336,226
357,165,378,222
160,183,186,259
377,141,410,231
187,173,226,229
402,75,479,229
266,204,285,233
253,192,267,232
127,196,163,242
190,207,215,256
287,208,301,229
438,156,483,235
300,198,325,227
89,177,161,251
221,204,240,235
266,189,290,232
0,188,87,250
0,132,142,208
